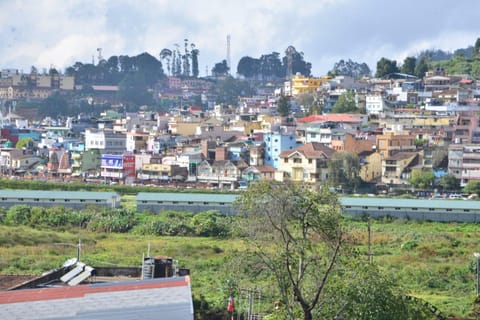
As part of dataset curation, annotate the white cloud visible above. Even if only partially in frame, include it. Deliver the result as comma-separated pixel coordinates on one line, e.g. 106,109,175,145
0,0,479,76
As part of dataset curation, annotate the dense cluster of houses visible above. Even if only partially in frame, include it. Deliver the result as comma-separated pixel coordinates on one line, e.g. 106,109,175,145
1,66,480,191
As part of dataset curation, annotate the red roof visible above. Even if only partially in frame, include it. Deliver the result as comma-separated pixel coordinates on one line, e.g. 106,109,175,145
296,114,362,123
0,276,190,304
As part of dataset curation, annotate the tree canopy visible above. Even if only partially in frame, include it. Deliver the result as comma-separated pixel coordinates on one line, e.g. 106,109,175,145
277,94,291,116
409,169,435,189
332,90,357,113
331,59,371,79
375,57,400,78
234,181,433,320
237,46,311,80
328,152,361,192
235,182,345,320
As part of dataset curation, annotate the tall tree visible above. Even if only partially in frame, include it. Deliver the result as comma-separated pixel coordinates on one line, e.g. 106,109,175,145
282,46,312,77
414,56,429,78
260,52,283,80
409,169,435,189
328,152,360,192
191,45,200,78
237,56,261,79
212,60,229,78
235,182,345,320
401,56,417,75
277,94,290,116
474,38,480,55
160,48,173,76
375,57,399,78
331,59,371,79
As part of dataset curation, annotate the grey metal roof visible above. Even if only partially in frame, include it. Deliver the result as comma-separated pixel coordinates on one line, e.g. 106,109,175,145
137,192,239,204
340,197,480,210
0,277,193,320
0,190,120,201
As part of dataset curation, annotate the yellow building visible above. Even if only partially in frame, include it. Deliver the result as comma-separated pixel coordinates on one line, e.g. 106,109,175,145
284,74,330,96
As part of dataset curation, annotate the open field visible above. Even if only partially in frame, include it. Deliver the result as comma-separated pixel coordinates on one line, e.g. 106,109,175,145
1,218,479,317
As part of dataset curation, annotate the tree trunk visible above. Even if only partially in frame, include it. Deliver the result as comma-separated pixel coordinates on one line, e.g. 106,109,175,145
303,309,312,320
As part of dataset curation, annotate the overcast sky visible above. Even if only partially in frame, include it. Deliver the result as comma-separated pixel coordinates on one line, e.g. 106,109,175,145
1,0,479,77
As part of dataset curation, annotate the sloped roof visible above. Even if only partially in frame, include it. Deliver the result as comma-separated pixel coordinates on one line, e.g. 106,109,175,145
296,114,363,123
0,190,119,201
279,142,335,159
137,192,238,204
0,276,193,320
386,152,418,161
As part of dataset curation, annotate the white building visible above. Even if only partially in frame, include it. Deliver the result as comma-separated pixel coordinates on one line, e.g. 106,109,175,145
85,129,126,154
365,94,385,115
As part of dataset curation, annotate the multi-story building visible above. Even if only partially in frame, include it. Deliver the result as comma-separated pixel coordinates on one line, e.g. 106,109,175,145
376,132,416,158
284,74,330,96
85,129,126,154
448,145,480,186
126,131,149,153
263,132,298,169
365,93,386,115
278,142,335,183
381,152,419,185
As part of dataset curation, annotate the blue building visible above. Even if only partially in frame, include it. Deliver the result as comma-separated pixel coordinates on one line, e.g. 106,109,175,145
263,132,298,169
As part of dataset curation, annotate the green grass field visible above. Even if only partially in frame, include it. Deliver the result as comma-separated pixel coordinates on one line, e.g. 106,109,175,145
1,218,479,318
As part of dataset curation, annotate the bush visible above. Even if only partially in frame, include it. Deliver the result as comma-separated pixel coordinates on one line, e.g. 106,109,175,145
4,205,31,226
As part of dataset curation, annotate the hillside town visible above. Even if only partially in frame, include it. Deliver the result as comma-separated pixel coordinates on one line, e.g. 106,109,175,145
0,66,479,194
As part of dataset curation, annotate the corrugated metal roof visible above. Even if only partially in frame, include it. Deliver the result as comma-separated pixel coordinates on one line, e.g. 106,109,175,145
0,276,193,320
137,192,238,203
341,197,480,210
0,190,120,201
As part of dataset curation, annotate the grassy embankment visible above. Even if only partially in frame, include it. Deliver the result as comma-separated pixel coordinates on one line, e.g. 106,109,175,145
1,218,479,317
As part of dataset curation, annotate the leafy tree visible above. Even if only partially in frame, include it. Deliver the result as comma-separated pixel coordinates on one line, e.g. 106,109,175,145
212,60,229,77
237,56,261,79
474,38,480,56
401,56,417,75
409,169,435,189
331,59,371,79
191,48,200,78
159,48,173,76
438,174,460,191
277,94,290,116
332,90,357,113
235,182,345,320
38,92,69,117
282,46,312,77
415,56,429,78
4,205,31,226
260,52,283,80
213,76,254,106
327,152,360,192
321,261,433,319
463,180,480,195
118,72,154,106
133,52,164,86
375,57,399,78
